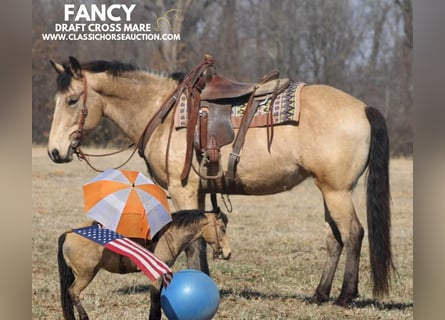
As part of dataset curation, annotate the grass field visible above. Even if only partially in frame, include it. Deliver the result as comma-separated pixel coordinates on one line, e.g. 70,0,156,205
32,146,413,319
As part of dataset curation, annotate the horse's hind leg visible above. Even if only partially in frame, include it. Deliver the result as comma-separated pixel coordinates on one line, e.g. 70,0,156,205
148,280,162,320
316,189,364,307
68,273,98,320
309,201,344,304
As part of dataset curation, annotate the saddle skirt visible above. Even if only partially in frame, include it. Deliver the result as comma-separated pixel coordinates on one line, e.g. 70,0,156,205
174,80,305,130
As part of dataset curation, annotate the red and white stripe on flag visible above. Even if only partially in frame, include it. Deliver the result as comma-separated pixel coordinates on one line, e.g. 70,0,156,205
105,237,172,286
72,225,172,287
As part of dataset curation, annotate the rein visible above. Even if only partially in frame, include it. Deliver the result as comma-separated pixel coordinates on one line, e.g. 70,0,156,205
137,55,216,183
74,144,138,172
71,55,215,176
72,71,138,172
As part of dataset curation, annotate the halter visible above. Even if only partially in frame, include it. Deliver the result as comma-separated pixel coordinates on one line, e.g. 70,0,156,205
71,71,137,172
210,212,224,259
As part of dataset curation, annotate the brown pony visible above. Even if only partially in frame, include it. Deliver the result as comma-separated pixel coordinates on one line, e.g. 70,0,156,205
47,57,393,306
58,210,230,320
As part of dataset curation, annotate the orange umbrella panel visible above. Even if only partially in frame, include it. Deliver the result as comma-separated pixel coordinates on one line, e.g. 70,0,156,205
83,169,171,239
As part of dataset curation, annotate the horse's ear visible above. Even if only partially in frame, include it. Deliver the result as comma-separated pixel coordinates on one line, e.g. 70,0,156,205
68,56,83,79
49,60,65,74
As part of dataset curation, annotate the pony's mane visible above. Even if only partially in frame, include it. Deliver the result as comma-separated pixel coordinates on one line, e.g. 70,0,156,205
56,59,184,92
169,210,228,229
170,210,207,228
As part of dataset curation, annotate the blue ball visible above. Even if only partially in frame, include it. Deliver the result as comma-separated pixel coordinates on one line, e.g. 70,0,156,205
161,269,220,320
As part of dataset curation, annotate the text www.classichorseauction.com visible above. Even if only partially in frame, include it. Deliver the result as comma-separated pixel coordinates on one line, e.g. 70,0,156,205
41,4,181,41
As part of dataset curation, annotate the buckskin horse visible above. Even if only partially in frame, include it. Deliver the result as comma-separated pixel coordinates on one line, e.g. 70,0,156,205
47,55,393,306
58,210,230,320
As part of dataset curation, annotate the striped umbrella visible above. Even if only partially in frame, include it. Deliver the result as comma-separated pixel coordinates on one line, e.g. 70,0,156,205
83,169,171,239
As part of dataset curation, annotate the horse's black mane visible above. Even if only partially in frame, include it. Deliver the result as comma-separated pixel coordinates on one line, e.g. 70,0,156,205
170,209,207,228
169,209,228,229
90,60,137,73
55,59,184,92
80,59,139,75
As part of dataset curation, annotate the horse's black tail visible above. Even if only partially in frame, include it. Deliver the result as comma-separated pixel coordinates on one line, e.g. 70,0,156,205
58,232,76,320
365,106,395,299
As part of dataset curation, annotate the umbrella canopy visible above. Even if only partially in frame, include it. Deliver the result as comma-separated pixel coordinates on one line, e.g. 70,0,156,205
83,169,171,239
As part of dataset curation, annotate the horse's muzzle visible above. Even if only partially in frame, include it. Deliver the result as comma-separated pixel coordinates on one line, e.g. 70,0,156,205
217,248,231,260
48,148,73,163
222,251,231,260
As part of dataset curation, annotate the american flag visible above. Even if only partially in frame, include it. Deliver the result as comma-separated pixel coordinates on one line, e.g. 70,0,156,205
72,225,172,286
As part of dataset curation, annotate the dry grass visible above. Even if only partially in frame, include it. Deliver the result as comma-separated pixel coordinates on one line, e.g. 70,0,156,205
32,147,412,319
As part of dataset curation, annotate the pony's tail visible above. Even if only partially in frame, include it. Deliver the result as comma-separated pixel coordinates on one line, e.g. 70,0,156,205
365,106,395,299
58,232,76,320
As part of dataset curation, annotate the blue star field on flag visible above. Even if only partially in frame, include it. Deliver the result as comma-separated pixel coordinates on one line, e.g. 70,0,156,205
72,224,172,286
74,224,124,245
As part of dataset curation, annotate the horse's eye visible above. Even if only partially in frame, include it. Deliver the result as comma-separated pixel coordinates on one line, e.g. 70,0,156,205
220,226,226,233
66,95,80,107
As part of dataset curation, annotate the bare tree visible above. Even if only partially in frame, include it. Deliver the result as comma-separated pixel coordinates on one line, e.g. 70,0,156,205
368,0,391,75
299,0,360,88
32,0,412,154
394,0,413,49
142,0,194,71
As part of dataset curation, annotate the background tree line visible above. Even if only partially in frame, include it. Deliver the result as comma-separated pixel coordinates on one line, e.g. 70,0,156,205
32,0,412,155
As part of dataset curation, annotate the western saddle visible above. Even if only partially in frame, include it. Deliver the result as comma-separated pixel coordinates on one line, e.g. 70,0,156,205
138,54,292,188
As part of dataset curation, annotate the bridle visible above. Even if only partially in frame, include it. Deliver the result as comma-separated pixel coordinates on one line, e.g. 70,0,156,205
69,70,89,148
69,56,215,175
70,71,137,172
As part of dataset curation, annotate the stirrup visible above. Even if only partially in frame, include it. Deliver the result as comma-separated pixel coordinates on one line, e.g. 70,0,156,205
199,152,223,180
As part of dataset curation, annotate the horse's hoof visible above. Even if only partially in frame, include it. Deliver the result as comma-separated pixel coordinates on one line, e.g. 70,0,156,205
307,292,329,305
334,296,353,308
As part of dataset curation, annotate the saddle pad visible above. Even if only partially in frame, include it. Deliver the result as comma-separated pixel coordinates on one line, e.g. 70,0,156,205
174,81,305,129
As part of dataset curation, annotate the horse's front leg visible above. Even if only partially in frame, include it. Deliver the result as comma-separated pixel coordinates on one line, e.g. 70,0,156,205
148,280,162,320
184,238,210,274
169,186,210,274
